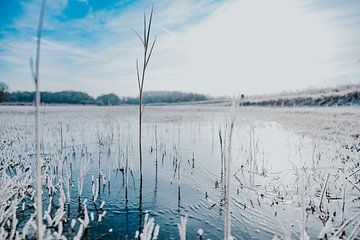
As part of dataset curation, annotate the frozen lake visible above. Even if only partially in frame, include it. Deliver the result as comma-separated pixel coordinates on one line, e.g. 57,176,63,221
0,105,359,239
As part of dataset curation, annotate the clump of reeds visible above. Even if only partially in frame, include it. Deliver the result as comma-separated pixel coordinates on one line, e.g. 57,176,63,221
78,152,90,200
135,213,160,240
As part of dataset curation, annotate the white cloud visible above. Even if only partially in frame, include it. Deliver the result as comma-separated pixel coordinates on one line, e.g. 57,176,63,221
149,0,360,96
1,0,360,97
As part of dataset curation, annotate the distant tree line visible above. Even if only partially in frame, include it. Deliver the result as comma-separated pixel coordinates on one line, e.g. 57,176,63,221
0,82,209,105
120,91,208,104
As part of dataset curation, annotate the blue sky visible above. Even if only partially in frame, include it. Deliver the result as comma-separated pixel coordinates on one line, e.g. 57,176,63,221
0,0,359,97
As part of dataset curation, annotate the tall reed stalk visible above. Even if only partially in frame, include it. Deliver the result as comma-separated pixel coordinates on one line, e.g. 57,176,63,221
30,0,46,239
134,4,156,183
134,4,156,234
224,100,238,240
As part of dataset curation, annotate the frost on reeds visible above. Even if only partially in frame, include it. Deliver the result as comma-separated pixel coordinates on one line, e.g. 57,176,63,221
299,175,309,240
74,200,90,240
178,215,187,240
64,169,71,203
135,213,160,240
78,152,91,199
197,228,204,238
224,99,238,240
44,187,66,230
97,130,105,179
247,125,259,185
218,128,226,185
9,198,18,240
29,0,46,238
333,212,360,239
92,175,99,202
0,162,31,227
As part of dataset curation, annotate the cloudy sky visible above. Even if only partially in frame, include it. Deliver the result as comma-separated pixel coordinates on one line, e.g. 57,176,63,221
0,0,359,97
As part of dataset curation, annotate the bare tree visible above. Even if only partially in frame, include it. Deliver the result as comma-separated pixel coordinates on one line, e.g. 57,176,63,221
29,0,46,239
0,82,9,102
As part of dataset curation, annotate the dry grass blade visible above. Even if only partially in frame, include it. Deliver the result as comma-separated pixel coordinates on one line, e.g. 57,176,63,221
143,12,147,45
146,36,157,66
334,212,360,238
132,28,145,45
136,59,141,90
319,173,329,210
146,4,154,46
